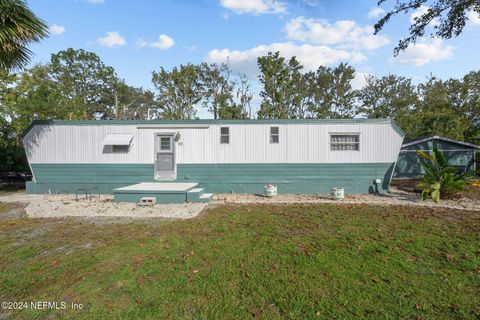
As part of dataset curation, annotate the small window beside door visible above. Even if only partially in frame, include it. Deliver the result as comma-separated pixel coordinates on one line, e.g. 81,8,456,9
220,127,229,144
102,133,134,154
270,127,279,144
160,136,172,151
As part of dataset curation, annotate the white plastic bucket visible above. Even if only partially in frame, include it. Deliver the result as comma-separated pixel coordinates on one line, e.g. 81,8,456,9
331,187,344,199
264,185,277,197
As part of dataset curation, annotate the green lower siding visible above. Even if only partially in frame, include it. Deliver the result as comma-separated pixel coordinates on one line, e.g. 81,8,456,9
28,163,394,195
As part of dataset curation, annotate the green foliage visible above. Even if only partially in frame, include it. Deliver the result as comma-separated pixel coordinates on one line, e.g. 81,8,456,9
416,148,474,202
307,63,356,119
152,64,202,120
0,0,48,71
374,0,479,55
231,74,253,119
361,72,480,144
0,69,18,118
413,77,469,141
7,64,65,134
199,62,235,120
49,48,118,120
0,117,27,172
104,81,156,120
256,52,356,119
357,74,417,119
446,70,480,144
257,52,304,119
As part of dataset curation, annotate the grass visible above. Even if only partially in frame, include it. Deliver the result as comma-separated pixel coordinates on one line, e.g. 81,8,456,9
0,203,479,319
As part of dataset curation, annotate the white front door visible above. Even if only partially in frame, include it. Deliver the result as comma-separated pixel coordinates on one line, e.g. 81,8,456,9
155,134,176,180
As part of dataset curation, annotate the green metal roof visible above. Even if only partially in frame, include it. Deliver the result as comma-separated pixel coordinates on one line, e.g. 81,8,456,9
402,135,479,149
23,118,406,137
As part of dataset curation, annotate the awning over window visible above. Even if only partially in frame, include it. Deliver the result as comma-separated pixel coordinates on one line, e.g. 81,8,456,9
102,133,134,146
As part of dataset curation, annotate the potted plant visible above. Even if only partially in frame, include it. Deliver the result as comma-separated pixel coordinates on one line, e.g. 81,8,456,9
264,184,277,197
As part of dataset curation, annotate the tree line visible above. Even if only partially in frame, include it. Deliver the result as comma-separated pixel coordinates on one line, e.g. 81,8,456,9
1,48,479,173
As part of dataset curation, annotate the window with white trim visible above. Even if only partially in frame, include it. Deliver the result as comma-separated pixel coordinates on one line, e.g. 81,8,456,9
270,127,279,144
220,127,229,144
159,136,172,151
330,134,360,151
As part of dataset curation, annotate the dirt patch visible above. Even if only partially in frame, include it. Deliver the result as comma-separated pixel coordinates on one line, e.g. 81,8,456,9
463,179,480,200
0,193,206,220
0,202,27,222
391,178,480,201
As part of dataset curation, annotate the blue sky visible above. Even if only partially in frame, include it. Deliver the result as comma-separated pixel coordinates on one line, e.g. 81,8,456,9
28,0,480,117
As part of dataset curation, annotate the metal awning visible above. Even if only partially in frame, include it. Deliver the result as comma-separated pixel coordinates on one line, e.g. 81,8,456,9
102,133,134,146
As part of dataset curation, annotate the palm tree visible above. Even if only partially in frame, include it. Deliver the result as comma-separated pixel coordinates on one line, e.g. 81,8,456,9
0,0,48,71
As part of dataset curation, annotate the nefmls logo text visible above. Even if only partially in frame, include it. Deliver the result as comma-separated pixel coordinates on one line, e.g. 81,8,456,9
30,301,67,310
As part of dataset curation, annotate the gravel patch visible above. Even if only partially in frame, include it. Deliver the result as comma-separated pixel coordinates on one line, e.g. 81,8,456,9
0,193,206,219
1,186,478,221
212,187,480,211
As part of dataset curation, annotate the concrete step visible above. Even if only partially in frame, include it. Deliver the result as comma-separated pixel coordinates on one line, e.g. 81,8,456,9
198,193,213,203
114,182,199,203
186,188,205,202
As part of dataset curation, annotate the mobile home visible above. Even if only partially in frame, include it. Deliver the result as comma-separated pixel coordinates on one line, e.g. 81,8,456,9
22,119,405,202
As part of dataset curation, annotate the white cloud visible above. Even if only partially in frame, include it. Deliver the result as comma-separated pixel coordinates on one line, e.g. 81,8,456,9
49,24,65,35
220,0,287,15
96,31,126,47
467,10,480,25
86,0,105,4
207,42,366,78
150,34,175,50
135,34,175,50
351,72,370,90
410,5,439,26
368,7,385,19
389,38,454,66
284,16,390,50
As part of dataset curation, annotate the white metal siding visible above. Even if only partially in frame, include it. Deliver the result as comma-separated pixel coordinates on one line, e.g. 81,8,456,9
23,122,403,164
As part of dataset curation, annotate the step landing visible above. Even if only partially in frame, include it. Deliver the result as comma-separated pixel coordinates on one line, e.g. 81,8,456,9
113,182,212,204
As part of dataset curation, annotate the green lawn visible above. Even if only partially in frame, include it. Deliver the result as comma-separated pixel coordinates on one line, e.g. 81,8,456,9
0,203,479,319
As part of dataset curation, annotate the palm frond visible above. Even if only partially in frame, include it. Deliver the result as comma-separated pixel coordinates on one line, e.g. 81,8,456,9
416,150,433,162
432,147,447,167
0,0,48,71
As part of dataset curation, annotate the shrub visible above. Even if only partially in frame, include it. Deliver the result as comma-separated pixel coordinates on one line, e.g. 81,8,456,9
416,148,474,202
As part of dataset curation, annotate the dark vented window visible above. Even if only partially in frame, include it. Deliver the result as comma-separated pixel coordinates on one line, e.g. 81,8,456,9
220,127,229,144
270,127,279,144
